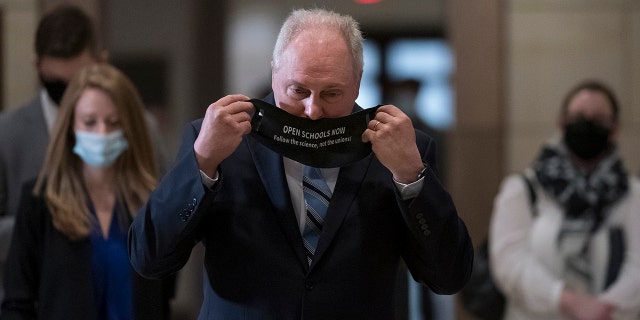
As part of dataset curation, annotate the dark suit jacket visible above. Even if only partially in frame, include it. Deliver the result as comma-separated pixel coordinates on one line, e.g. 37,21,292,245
129,97,473,320
1,181,170,320
0,97,48,259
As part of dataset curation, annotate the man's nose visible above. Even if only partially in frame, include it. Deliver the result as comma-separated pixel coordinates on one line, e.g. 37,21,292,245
304,96,323,120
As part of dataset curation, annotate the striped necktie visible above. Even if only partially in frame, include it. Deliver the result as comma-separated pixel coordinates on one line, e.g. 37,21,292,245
302,166,332,265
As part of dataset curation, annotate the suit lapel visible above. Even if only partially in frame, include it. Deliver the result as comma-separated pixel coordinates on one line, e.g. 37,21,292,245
246,136,309,269
27,99,50,160
310,154,373,269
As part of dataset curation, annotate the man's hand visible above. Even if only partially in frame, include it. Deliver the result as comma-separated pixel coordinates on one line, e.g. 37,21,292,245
361,105,423,184
194,94,254,177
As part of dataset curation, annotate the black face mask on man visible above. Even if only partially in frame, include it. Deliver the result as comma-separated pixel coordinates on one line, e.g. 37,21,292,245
249,99,379,168
563,118,611,160
40,76,68,105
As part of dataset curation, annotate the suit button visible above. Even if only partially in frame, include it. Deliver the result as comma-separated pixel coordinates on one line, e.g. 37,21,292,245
189,198,197,210
305,280,315,290
179,207,191,222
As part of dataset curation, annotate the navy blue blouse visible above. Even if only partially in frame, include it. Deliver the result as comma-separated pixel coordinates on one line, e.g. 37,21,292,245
90,206,133,320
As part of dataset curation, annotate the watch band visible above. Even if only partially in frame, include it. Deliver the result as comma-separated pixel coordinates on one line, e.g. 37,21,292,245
417,162,429,180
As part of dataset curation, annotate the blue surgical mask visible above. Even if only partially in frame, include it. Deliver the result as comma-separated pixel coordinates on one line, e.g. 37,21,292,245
73,129,129,167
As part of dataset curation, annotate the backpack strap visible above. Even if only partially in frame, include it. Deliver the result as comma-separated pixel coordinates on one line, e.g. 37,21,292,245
521,169,538,217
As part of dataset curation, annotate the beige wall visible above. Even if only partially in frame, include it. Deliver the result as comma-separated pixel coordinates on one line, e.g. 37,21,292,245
0,0,37,111
447,1,504,319
507,0,640,174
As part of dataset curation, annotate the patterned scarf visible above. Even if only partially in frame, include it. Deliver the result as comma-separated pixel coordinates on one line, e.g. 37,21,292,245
531,142,628,293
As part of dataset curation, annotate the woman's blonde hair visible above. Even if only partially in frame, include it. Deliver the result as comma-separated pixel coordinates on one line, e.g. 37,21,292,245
34,63,157,240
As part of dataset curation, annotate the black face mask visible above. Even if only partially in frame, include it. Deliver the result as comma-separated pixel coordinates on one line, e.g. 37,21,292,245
40,76,68,105
249,99,379,168
563,118,611,160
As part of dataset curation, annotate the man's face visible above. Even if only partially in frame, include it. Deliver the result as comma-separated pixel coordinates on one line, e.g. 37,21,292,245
36,49,97,104
271,30,361,120
36,49,96,84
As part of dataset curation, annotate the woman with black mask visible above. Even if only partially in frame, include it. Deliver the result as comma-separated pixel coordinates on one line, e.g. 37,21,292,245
489,80,640,320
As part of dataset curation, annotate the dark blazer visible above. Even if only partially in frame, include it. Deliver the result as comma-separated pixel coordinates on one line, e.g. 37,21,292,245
1,181,170,320
129,96,473,320
0,97,49,261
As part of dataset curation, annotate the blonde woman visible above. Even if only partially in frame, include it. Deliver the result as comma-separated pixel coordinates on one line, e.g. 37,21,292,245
1,63,170,319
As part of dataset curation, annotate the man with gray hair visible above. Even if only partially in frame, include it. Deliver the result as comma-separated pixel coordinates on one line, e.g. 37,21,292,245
129,8,473,319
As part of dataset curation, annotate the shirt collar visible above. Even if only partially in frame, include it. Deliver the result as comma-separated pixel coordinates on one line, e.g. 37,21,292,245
39,88,58,134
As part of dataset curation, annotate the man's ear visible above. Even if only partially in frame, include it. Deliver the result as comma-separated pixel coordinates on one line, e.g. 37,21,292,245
353,70,363,101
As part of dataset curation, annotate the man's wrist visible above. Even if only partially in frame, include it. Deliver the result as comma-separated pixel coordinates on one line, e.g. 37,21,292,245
200,169,219,188
393,162,428,184
393,175,424,200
